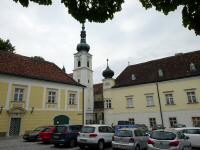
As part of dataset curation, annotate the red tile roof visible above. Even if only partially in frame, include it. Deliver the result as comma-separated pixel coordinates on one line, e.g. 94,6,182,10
0,51,83,87
93,83,103,94
114,50,200,88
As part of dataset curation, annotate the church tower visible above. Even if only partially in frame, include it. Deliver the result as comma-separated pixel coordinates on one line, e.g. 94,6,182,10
73,24,94,124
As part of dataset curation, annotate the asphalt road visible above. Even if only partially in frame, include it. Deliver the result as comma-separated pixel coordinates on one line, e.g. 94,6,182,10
0,137,112,150
0,137,199,150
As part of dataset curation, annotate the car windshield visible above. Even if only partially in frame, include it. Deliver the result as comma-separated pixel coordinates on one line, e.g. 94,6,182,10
115,130,133,137
69,125,82,132
55,126,67,133
81,126,95,133
33,127,45,132
150,131,176,140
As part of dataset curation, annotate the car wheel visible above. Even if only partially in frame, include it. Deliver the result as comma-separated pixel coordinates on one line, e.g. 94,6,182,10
97,140,104,150
79,145,85,150
183,146,192,150
69,139,76,148
135,145,140,150
54,144,59,147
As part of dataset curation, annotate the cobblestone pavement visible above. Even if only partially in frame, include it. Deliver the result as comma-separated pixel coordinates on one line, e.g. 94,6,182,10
0,137,112,150
0,137,199,150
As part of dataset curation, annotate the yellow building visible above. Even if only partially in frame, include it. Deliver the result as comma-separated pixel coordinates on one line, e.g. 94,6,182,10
102,51,200,128
0,52,84,136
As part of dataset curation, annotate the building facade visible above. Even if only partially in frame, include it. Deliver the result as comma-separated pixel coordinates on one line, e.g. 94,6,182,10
0,52,84,136
93,83,104,124
102,51,200,129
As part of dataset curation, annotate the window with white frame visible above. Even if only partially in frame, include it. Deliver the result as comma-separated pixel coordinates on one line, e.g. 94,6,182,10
149,118,156,128
165,93,174,105
186,91,197,103
104,99,112,109
126,97,133,108
47,91,57,103
14,88,24,101
169,117,177,128
68,93,76,105
192,117,200,127
146,95,154,106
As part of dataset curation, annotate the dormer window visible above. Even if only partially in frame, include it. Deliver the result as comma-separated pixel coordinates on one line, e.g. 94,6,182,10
131,74,136,80
158,69,163,77
78,60,81,67
190,63,196,72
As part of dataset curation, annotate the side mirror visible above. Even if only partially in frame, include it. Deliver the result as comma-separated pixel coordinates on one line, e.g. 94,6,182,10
145,133,149,136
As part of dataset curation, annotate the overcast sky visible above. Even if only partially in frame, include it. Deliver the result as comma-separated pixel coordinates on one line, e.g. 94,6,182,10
0,0,199,84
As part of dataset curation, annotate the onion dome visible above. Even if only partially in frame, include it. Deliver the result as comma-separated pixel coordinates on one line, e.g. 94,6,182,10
102,59,114,79
77,24,90,52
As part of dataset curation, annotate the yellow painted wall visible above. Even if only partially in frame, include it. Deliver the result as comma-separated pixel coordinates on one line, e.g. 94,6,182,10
105,77,200,114
0,82,9,134
159,77,200,111
105,83,160,113
0,81,8,106
60,89,65,109
29,86,44,109
0,79,83,136
0,112,9,134
21,110,83,135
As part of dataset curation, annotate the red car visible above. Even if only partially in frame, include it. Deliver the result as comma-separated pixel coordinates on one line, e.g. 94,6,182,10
39,126,55,143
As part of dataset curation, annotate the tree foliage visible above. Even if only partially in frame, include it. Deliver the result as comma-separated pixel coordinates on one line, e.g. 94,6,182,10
12,0,200,35
31,56,45,61
0,38,15,52
13,0,124,23
139,0,200,35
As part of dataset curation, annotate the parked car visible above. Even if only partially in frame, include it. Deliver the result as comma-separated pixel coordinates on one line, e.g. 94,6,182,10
23,126,47,141
39,126,55,143
147,129,192,150
114,124,138,131
152,124,165,131
135,124,148,132
174,124,186,128
145,130,152,137
51,125,82,147
112,128,148,150
175,127,200,148
77,124,114,150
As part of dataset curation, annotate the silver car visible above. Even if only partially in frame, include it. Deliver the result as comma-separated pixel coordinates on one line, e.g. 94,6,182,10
147,129,192,150
175,127,200,148
112,128,148,150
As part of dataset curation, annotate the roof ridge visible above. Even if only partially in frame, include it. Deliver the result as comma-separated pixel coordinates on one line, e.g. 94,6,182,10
128,50,200,68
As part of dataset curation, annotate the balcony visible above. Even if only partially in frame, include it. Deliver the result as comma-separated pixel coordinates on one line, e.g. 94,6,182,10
94,101,104,109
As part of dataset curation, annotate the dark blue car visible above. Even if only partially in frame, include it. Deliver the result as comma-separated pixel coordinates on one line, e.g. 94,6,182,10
52,125,82,147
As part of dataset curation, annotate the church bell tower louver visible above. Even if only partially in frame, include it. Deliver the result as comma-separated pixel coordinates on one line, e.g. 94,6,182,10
73,24,94,124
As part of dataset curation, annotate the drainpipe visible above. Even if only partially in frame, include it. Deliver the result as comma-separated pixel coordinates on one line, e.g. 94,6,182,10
156,82,164,127
82,87,85,125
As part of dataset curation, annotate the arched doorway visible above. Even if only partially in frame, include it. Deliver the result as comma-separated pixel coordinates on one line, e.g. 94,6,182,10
53,115,70,125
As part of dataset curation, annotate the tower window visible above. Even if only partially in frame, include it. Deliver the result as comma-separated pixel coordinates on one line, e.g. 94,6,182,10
190,63,196,72
78,61,81,67
87,61,89,67
78,79,80,83
158,69,163,77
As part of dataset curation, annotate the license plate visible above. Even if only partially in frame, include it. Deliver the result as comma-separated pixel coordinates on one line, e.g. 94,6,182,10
53,135,59,139
80,139,87,142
